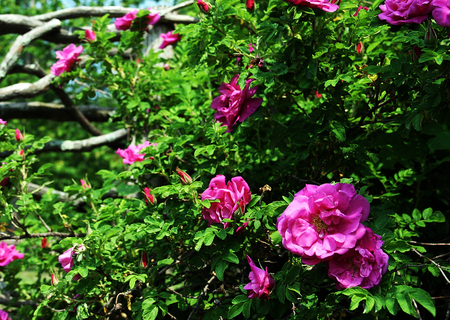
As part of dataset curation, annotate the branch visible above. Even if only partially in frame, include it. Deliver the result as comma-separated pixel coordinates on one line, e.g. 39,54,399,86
411,248,450,284
0,128,127,158
0,74,54,101
0,231,86,240
0,19,61,84
0,294,38,307
409,240,450,246
187,274,216,320
0,102,114,122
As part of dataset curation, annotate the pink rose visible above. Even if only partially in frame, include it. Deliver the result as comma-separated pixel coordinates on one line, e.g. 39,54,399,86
116,141,157,165
378,0,433,25
0,242,24,266
327,227,389,289
15,129,24,141
432,0,450,27
84,29,96,42
0,310,11,320
248,43,255,52
211,74,263,132
159,31,182,49
277,183,370,265
114,10,138,30
0,119,6,126
201,175,251,228
50,44,83,76
285,0,339,12
58,245,85,281
197,0,212,13
243,256,275,299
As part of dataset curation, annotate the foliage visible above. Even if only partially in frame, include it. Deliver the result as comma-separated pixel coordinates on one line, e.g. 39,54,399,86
1,0,450,318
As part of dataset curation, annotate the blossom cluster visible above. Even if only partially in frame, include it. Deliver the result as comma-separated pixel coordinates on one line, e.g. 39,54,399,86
277,183,389,289
378,0,450,27
116,141,157,165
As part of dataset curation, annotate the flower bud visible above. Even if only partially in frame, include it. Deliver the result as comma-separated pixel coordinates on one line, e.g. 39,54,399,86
41,237,48,249
246,0,255,10
411,45,422,63
197,0,211,13
51,274,59,286
144,187,156,205
424,23,438,44
141,252,148,268
15,129,24,141
85,30,96,42
356,41,364,55
176,168,193,185
80,179,90,190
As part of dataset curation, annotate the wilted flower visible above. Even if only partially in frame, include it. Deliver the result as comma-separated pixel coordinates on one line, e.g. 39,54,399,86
201,175,251,228
243,256,275,299
197,0,212,13
0,242,24,266
378,0,433,25
85,30,96,42
327,227,389,289
15,129,24,141
159,31,182,49
116,141,157,165
285,0,340,12
50,44,83,76
277,183,370,265
0,119,6,126
211,74,263,132
0,309,11,320
176,168,193,185
143,187,156,205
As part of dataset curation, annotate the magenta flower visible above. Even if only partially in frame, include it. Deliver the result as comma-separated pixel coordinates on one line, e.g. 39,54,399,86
353,5,369,16
116,141,156,165
432,0,450,27
211,74,263,132
144,187,156,205
243,256,275,299
201,175,251,228
378,0,433,25
0,242,24,266
277,183,370,265
327,227,389,289
247,0,255,10
0,310,11,320
84,29,96,42
50,44,83,76
159,31,182,49
248,43,255,52
285,0,339,12
115,9,160,30
197,0,212,13
0,119,6,126
58,245,85,281
15,129,23,141
235,219,249,236
80,179,90,190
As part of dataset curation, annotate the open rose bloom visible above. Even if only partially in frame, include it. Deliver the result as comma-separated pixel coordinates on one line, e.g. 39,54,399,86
378,0,433,25
0,310,11,320
58,245,85,281
201,175,251,228
285,0,340,12
50,44,83,76
244,256,275,299
327,227,389,289
211,74,263,132
0,242,24,266
159,31,182,49
277,183,370,265
116,141,157,164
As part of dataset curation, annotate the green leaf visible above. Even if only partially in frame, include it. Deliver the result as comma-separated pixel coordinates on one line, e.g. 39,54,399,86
76,303,90,320
232,295,249,304
408,288,436,317
204,231,215,246
227,303,244,319
385,297,399,315
330,121,346,142
215,260,228,281
396,292,415,316
142,304,158,320
222,251,239,264
242,300,252,318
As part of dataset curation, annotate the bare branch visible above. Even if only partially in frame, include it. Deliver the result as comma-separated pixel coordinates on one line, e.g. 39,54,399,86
0,102,114,122
0,19,61,84
0,74,54,101
0,294,39,307
0,232,86,240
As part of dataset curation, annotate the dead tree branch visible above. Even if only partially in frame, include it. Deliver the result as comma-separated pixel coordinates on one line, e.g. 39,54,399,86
0,19,61,84
0,74,54,101
0,102,114,122
0,232,86,240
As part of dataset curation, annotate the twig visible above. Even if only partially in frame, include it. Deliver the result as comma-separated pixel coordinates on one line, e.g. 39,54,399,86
73,80,112,97
409,240,450,246
445,301,450,320
412,248,450,284
411,298,423,320
0,19,61,84
36,214,52,232
187,274,216,320
0,231,85,240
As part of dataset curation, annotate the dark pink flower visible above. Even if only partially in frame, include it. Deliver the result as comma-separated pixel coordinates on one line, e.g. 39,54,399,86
142,252,148,267
144,187,156,205
327,227,389,289
247,0,255,10
114,10,138,30
211,74,263,132
248,43,255,52
116,141,157,165
159,31,182,49
235,219,249,236
146,10,161,25
378,0,433,25
15,129,23,141
164,63,170,71
197,0,212,13
0,309,11,320
243,256,275,299
41,237,48,249
0,119,6,126
85,30,96,42
353,5,369,16
80,179,90,190
432,0,450,27
50,44,83,76
176,168,193,185
51,274,59,286
58,245,85,281
277,183,370,265
315,91,323,98
357,41,363,54
0,242,24,266
201,175,251,228
285,0,339,12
